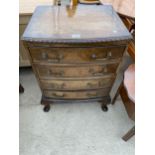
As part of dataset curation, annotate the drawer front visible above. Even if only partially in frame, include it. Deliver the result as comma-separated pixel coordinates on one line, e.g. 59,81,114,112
35,63,119,79
29,46,125,63
40,76,115,90
43,88,111,99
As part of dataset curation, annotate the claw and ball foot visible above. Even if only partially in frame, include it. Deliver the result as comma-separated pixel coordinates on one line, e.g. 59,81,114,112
43,104,50,112
101,104,108,111
41,97,51,112
100,96,111,112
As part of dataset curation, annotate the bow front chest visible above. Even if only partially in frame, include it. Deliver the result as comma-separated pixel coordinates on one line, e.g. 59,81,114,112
22,5,132,112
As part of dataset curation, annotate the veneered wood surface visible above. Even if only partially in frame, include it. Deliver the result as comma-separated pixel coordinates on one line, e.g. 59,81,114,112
43,88,111,99
22,5,132,43
120,16,135,30
40,75,115,90
120,84,135,120
35,63,119,78
22,5,131,102
124,64,135,103
29,46,125,63
100,0,135,18
127,41,135,60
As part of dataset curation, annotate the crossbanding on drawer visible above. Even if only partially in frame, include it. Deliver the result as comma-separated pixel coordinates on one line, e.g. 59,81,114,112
35,63,119,79
43,88,111,99
29,46,125,63
40,76,115,90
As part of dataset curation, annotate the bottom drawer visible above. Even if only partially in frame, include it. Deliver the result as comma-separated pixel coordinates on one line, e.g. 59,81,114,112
43,88,111,99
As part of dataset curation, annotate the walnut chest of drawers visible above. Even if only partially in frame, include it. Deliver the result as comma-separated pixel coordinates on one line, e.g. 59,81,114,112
22,5,132,112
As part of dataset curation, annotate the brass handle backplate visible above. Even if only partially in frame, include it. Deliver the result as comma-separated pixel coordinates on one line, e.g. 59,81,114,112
41,52,64,62
50,83,65,89
91,51,112,61
87,92,98,97
47,70,64,77
87,82,98,88
52,92,65,97
89,66,107,76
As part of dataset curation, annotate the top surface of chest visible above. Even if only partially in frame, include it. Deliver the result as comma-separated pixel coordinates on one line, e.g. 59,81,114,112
22,5,132,43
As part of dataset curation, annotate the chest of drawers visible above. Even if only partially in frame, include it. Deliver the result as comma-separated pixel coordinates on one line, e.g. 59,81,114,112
22,5,132,112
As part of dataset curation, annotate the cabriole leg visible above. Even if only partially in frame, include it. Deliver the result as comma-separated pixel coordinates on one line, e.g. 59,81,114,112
100,96,111,112
41,96,51,112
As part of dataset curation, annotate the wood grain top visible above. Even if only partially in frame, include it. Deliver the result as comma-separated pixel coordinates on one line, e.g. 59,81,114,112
100,0,135,18
22,5,132,43
124,64,135,103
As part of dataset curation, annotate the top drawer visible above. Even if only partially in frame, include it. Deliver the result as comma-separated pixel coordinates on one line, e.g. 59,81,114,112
29,46,126,64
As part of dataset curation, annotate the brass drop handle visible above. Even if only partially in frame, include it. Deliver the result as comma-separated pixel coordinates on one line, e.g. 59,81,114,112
89,66,107,76
54,71,64,76
47,70,64,76
87,82,98,88
91,51,112,61
107,51,112,58
41,52,59,62
48,58,59,63
87,92,98,97
92,72,104,76
103,66,108,73
52,92,65,97
89,68,101,76
41,52,48,59
50,83,65,89
58,53,64,60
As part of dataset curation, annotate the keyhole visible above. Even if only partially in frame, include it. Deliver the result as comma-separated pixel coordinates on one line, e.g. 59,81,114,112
107,51,112,58
42,52,48,59
91,54,96,59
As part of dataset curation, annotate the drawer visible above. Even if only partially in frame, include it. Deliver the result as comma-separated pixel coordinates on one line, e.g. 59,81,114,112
35,63,119,79
40,76,115,90
29,46,125,63
43,88,111,99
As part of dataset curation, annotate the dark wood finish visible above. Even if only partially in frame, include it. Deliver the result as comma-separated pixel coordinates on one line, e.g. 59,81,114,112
111,64,135,141
41,96,51,112
101,95,111,111
29,46,126,63
111,82,121,105
22,5,131,111
43,87,111,99
127,41,135,60
124,64,135,103
40,76,115,90
35,63,119,78
122,126,135,141
120,16,135,31
119,15,135,60
117,82,135,121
